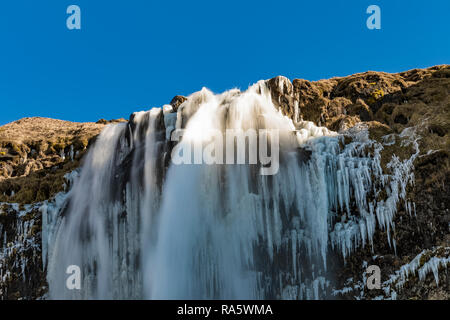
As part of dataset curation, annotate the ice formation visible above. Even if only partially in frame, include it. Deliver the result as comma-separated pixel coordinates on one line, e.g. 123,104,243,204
42,79,419,299
332,247,450,300
382,247,450,298
0,203,41,298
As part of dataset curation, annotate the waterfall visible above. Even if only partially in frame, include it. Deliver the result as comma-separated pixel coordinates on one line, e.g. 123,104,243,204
44,80,417,299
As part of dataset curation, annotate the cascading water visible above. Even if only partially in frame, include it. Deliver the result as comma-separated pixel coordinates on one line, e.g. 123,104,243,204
43,79,417,299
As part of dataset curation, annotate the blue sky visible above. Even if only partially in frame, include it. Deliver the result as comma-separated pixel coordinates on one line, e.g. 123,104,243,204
0,0,449,125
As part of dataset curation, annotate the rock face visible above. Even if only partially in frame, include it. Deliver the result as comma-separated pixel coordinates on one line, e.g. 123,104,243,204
0,117,123,299
266,65,450,299
0,65,449,299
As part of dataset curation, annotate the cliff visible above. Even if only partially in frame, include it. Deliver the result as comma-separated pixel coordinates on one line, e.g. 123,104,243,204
267,65,449,299
0,65,448,299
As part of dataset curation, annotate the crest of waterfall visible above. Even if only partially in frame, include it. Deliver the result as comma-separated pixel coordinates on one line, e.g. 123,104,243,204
44,80,417,300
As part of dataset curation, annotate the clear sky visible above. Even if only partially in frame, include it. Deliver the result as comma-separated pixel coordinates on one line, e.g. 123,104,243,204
0,0,449,125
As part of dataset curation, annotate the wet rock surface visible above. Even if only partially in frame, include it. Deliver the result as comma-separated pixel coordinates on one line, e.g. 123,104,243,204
0,203,47,299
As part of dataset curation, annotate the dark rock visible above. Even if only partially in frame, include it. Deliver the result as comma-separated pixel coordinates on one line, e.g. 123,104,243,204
170,95,187,112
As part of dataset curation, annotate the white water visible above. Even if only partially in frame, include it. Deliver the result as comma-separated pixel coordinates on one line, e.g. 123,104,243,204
44,79,417,299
